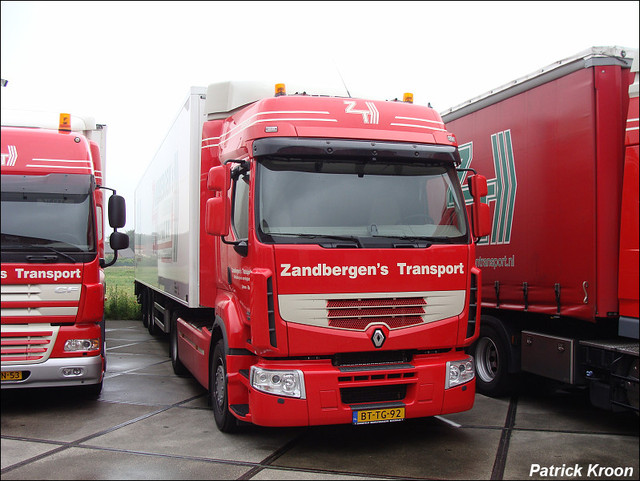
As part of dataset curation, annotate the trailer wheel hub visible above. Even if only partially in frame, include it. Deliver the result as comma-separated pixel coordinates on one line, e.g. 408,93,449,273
476,337,499,382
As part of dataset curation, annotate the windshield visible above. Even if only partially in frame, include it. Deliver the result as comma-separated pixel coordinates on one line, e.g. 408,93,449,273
256,158,468,247
1,174,96,260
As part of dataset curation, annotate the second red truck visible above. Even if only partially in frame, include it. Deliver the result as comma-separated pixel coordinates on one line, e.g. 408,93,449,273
134,82,490,431
442,46,639,412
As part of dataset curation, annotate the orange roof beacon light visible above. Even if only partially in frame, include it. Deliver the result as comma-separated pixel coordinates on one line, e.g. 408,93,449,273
59,113,72,132
275,83,286,97
403,93,414,104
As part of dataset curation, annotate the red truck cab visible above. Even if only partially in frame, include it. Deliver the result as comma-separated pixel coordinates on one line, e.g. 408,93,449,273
135,82,491,431
1,111,128,394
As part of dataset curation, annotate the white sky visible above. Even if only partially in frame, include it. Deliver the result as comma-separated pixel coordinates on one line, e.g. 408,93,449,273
2,0,639,230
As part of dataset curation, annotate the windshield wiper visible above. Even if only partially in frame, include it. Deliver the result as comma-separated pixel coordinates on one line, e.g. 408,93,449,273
2,243,80,262
34,245,80,262
370,235,431,248
271,232,363,248
371,235,460,248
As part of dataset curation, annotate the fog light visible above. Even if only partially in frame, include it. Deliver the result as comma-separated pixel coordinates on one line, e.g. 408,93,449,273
62,367,85,377
250,366,306,399
445,356,475,389
64,339,100,352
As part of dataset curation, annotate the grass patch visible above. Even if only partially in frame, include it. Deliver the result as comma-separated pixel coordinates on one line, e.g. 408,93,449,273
104,265,141,320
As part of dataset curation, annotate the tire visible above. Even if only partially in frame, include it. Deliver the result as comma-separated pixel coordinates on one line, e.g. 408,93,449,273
81,379,103,398
471,324,515,397
170,313,189,376
210,340,238,433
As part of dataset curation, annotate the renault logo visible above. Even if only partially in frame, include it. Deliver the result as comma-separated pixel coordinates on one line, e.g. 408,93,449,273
371,328,386,348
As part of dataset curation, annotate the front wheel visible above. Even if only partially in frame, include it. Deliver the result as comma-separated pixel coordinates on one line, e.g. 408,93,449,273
80,379,103,398
471,324,516,397
210,340,238,433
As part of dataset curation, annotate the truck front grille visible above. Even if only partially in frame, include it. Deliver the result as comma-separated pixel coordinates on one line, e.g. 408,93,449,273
1,325,59,364
327,297,426,329
278,290,465,331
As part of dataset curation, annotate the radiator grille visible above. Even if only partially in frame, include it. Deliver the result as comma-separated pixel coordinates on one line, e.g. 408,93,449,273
278,290,466,331
327,297,425,330
1,325,58,364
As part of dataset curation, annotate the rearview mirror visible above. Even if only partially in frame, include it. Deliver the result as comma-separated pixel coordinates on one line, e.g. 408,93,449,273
468,175,491,239
108,194,127,229
205,166,230,236
207,165,230,192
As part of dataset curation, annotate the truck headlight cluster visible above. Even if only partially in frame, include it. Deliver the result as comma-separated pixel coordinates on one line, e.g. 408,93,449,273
445,356,475,389
64,339,100,352
250,366,306,399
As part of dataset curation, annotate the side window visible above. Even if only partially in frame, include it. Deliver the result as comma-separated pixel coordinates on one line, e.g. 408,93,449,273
232,171,250,240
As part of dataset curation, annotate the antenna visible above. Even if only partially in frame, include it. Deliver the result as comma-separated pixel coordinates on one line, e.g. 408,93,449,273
333,61,352,98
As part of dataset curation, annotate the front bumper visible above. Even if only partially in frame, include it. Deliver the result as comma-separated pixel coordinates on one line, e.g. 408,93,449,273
231,350,475,427
1,355,103,389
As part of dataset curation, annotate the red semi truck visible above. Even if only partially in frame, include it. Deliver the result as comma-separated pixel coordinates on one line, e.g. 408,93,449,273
134,81,491,431
442,46,639,412
1,110,129,395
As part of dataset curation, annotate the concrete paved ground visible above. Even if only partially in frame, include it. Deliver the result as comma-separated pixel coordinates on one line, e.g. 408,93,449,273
1,320,638,480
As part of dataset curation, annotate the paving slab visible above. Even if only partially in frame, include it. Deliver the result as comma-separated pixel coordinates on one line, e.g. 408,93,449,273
504,430,640,480
98,371,205,406
83,406,302,463
272,418,501,480
250,466,387,479
1,439,62,470
103,352,169,375
1,391,160,443
0,446,252,480
439,391,511,428
514,388,639,435
106,338,171,356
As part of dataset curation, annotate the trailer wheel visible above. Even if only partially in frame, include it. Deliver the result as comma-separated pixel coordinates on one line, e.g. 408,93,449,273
472,324,514,397
210,340,238,433
170,313,188,376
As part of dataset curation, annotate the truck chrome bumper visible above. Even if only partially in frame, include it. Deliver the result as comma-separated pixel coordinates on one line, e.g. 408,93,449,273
1,355,103,389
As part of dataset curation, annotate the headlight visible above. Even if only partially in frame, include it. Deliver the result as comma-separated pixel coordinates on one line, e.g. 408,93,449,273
445,356,475,389
64,339,100,352
250,366,306,399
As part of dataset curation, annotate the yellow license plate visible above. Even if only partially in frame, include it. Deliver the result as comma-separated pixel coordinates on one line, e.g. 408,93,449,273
1,371,23,382
353,406,405,425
